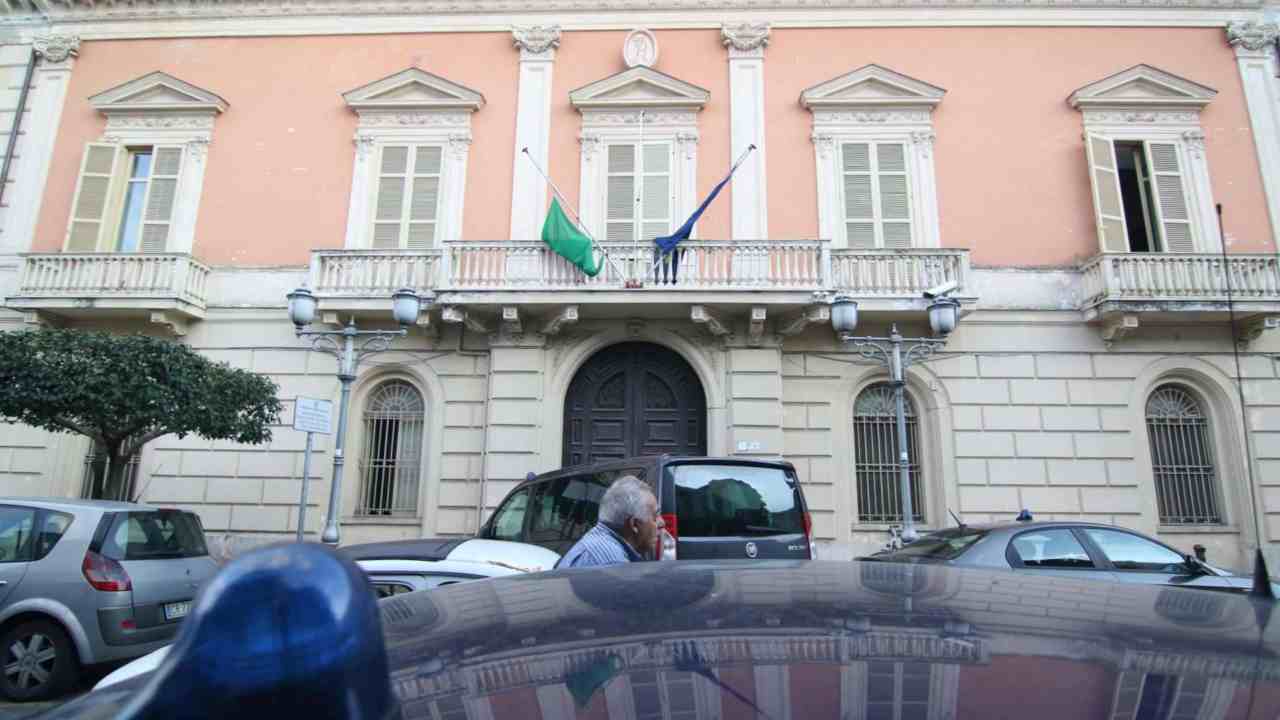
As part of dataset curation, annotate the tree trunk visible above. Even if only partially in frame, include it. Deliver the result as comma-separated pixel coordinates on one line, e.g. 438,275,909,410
102,443,130,502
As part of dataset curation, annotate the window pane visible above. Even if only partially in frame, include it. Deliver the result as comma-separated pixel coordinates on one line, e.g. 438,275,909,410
1083,529,1185,572
1010,529,1094,568
129,151,153,179
359,381,425,516
103,511,208,560
1145,386,1220,525
0,507,35,563
117,179,149,251
671,464,805,537
35,512,74,560
490,489,530,542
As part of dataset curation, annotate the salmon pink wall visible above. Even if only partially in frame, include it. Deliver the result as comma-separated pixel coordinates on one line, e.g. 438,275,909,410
34,33,518,264
547,30,732,241
764,27,1273,266
958,656,1115,719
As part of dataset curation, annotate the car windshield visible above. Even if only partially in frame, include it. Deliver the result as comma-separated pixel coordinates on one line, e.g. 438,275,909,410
671,464,805,537
869,528,987,562
103,511,209,561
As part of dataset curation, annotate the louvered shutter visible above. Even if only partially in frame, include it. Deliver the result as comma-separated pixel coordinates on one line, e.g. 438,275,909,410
842,142,875,248
606,144,636,243
66,143,121,252
877,143,912,249
1085,134,1129,252
1146,142,1195,253
407,146,441,249
372,145,409,249
139,145,183,252
640,142,672,241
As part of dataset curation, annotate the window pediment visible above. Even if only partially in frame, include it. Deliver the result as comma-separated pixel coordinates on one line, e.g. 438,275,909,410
1069,65,1217,111
800,65,945,111
343,68,485,113
570,66,709,111
89,71,227,115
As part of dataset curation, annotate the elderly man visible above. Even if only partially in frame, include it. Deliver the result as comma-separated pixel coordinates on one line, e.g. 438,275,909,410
556,476,664,569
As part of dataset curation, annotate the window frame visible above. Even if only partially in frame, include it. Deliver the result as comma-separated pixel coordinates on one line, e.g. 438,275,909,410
1075,526,1192,574
851,381,926,527
357,379,427,518
369,144,447,250
1145,383,1223,527
601,140,677,244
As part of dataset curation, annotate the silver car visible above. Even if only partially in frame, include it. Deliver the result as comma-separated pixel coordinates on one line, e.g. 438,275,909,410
0,498,217,701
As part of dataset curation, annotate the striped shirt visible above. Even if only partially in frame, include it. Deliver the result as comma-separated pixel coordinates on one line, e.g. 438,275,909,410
555,522,643,569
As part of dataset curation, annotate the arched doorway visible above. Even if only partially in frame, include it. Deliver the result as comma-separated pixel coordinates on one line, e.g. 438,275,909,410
563,342,707,466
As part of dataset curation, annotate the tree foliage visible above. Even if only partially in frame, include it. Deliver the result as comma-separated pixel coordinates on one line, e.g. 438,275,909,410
0,329,282,498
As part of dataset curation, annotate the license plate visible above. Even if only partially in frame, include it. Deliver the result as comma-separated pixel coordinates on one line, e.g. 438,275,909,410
163,601,191,621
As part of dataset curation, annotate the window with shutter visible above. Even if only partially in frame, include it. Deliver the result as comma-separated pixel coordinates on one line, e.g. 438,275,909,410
604,142,673,243
139,145,184,253
66,144,122,252
840,141,913,249
1087,137,1198,254
371,144,443,250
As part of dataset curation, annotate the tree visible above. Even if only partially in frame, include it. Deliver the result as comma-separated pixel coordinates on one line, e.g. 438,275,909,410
0,329,283,500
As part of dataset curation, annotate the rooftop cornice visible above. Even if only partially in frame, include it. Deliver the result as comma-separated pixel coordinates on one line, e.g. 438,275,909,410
0,0,1264,25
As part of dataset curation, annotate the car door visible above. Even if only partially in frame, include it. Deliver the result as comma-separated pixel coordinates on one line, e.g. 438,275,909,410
0,505,37,606
1005,527,1117,581
1075,527,1236,591
526,477,574,554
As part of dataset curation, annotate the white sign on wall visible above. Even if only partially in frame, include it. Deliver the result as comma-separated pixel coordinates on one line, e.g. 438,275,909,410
293,397,333,435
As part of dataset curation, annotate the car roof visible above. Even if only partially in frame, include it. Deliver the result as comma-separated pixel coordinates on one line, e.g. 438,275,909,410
0,497,159,513
338,538,469,563
520,454,798,486
937,520,1153,534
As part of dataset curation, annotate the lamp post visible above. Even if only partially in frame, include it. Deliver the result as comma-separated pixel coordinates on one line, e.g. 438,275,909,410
286,286,430,546
832,292,961,543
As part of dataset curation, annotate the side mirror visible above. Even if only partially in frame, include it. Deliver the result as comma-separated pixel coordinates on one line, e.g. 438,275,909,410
1183,554,1209,576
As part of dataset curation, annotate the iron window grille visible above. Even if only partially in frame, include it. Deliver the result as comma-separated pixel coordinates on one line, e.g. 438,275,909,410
358,380,425,517
854,383,924,524
1145,385,1221,525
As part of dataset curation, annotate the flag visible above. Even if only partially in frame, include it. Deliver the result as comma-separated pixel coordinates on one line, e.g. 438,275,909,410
654,146,753,254
541,197,600,277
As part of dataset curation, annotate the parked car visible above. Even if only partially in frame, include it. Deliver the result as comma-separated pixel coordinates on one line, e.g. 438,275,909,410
863,518,1278,594
0,499,216,701
479,455,816,561
92,536,559,691
38,544,1280,720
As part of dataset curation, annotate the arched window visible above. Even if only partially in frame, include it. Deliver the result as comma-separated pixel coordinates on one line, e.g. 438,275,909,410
1145,385,1220,525
359,380,425,517
854,383,923,524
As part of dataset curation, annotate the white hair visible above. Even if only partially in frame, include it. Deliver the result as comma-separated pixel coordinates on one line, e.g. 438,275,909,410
598,475,655,525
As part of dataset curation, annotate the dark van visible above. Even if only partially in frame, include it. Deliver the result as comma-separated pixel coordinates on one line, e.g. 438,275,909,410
478,455,815,560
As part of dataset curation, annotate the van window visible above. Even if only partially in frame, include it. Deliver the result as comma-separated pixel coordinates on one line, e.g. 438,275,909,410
0,507,35,563
671,464,805,537
35,511,74,560
527,474,613,548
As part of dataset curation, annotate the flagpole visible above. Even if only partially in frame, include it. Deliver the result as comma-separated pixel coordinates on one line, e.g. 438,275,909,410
521,147,625,279
634,109,644,286
650,143,757,272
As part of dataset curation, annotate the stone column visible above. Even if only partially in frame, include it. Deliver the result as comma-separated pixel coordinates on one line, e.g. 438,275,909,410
1227,21,1280,246
508,26,560,242
2,34,79,255
722,22,770,241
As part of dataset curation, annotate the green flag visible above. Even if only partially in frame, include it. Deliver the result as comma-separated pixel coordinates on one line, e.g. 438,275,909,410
540,198,600,277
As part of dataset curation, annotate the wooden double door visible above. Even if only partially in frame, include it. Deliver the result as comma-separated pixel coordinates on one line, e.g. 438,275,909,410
563,343,707,466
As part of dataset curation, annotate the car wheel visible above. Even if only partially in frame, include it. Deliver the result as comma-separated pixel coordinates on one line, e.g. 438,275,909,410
0,620,79,701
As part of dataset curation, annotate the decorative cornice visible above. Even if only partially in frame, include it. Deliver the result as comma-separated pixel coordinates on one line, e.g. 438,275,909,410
32,34,79,63
512,24,561,60
5,0,1264,24
1226,20,1278,53
1068,64,1216,112
343,67,484,113
104,114,216,130
570,65,710,112
580,109,699,128
801,64,946,112
812,109,933,125
722,22,770,58
1081,109,1201,124
358,111,471,127
90,71,228,114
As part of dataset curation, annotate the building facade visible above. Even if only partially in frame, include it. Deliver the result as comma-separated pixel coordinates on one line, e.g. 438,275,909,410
0,1,1279,565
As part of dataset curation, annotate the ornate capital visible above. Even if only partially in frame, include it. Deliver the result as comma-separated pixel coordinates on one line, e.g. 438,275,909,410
185,137,210,160
1226,21,1279,53
579,132,602,159
447,133,473,158
1182,129,1206,158
722,22,770,57
811,132,835,159
911,130,936,158
353,134,376,160
512,25,561,60
33,34,80,64
676,131,699,160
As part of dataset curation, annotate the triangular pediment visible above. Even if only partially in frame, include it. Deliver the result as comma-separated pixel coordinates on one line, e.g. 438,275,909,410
570,66,709,111
1069,65,1216,110
801,65,945,110
89,72,227,114
344,68,484,112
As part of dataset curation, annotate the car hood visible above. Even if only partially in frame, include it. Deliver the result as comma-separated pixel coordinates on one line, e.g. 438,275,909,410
446,538,560,572
37,560,1280,720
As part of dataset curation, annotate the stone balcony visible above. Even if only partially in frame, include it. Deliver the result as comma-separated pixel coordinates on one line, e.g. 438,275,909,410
1080,252,1280,344
3,253,211,334
309,242,973,337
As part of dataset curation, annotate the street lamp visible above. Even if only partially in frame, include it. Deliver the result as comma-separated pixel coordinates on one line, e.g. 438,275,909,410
832,290,962,543
287,286,431,545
